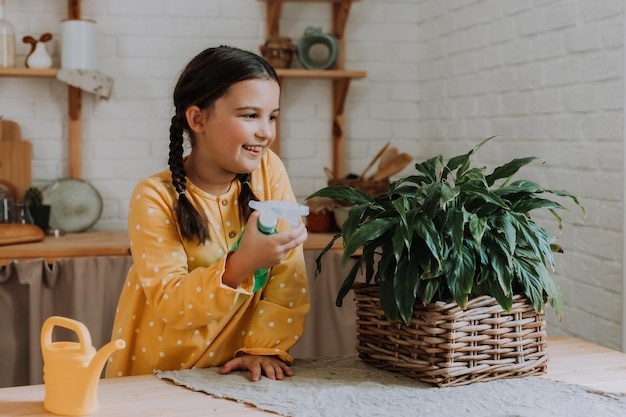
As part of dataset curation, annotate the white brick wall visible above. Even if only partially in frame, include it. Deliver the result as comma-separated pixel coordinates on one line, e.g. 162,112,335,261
414,0,624,351
1,0,623,351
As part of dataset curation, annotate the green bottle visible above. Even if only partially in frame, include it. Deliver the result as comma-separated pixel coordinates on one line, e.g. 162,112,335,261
250,209,278,292
229,205,277,292
231,200,309,293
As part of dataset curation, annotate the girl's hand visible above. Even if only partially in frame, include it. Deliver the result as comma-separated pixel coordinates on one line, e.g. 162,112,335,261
219,354,293,382
223,211,308,288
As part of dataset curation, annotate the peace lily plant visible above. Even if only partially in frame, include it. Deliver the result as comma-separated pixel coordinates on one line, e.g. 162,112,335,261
307,137,585,324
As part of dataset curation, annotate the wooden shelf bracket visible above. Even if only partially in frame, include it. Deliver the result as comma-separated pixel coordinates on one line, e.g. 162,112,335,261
67,0,82,178
265,0,283,38
259,0,366,178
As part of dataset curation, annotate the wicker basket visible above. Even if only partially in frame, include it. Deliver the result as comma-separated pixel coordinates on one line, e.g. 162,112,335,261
353,284,548,387
328,177,389,198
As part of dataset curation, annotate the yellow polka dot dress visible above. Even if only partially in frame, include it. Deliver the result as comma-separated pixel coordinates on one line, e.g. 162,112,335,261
105,150,310,377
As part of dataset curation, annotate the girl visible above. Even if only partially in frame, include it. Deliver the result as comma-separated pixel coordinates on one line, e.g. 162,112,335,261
105,46,310,382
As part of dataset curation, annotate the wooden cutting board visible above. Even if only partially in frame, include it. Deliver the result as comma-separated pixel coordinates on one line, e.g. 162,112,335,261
0,119,22,141
0,140,32,200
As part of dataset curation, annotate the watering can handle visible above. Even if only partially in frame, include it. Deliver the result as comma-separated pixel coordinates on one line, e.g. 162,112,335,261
41,316,93,355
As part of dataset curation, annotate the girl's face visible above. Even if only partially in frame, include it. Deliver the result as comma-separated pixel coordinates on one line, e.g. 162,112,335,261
189,78,280,183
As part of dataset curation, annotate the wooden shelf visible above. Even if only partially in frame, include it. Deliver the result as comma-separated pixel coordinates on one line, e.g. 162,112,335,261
0,68,59,78
260,0,364,178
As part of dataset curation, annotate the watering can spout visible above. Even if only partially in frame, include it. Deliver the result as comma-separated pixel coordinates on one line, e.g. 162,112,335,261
88,338,126,377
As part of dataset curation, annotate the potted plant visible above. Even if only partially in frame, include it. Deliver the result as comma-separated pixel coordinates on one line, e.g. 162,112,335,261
306,136,585,387
24,186,51,232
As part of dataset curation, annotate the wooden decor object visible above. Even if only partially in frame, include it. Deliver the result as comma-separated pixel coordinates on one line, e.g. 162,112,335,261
0,138,31,199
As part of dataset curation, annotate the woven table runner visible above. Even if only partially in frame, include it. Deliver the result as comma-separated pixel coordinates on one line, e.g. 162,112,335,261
157,355,626,417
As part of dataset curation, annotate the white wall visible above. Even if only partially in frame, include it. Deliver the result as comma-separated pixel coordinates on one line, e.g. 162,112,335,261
414,0,624,350
1,0,623,351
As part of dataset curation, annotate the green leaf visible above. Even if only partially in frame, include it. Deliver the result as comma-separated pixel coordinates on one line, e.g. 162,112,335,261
306,186,374,205
335,258,363,307
456,167,488,186
443,243,476,309
483,234,514,296
391,195,413,249
446,208,465,259
341,204,369,242
440,183,459,207
391,195,409,226
510,214,543,260
362,244,378,284
419,277,440,304
379,266,400,322
421,183,444,216
412,214,443,267
546,188,586,218
394,175,431,189
511,197,565,214
445,136,497,180
496,179,543,195
377,238,397,284
483,276,514,312
444,150,469,174
493,214,516,255
415,239,442,279
460,184,509,209
314,232,343,276
513,256,546,314
511,215,554,267
392,226,409,263
486,157,541,186
414,155,443,183
468,212,487,247
342,218,395,264
394,255,420,323
543,272,564,320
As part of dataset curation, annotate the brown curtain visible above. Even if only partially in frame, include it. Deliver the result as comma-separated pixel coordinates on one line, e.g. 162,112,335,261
0,256,132,388
290,250,359,359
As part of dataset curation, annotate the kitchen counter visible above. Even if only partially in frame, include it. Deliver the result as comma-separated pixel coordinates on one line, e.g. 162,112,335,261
0,231,131,265
0,230,342,265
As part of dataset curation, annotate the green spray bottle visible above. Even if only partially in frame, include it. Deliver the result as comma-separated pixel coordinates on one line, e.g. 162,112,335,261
232,200,309,292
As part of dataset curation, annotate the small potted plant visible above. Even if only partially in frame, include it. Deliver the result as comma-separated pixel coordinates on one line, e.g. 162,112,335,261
24,186,51,232
307,136,585,387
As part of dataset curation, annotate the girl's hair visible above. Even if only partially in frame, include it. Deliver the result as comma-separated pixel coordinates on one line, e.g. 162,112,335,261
168,45,280,244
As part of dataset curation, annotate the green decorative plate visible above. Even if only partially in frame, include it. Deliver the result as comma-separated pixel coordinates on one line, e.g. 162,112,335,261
43,178,103,233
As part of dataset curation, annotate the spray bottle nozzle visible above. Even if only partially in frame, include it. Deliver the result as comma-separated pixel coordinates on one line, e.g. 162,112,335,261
248,200,309,230
243,201,309,292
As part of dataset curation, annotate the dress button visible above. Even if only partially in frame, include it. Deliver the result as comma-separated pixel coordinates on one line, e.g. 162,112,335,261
228,231,236,238
221,200,228,206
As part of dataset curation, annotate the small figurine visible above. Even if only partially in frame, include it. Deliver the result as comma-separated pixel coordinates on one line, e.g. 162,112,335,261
23,33,53,69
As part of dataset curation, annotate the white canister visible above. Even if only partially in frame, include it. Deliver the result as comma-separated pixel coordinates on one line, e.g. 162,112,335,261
61,19,97,70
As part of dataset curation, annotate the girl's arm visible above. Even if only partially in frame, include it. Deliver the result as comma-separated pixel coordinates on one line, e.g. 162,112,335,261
232,152,311,364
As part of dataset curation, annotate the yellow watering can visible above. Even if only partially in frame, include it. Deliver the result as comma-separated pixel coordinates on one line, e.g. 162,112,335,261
40,316,125,416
